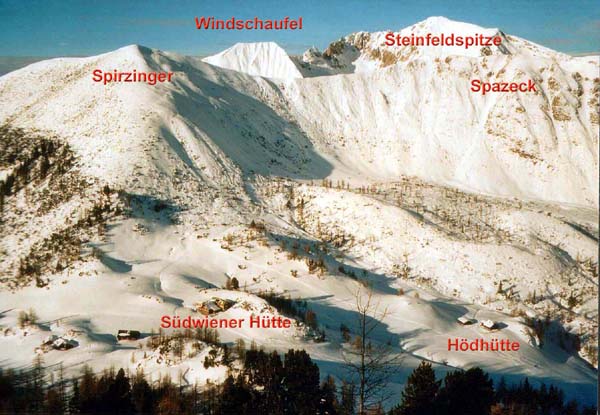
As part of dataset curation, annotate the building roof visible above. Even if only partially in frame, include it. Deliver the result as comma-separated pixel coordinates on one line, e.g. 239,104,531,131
481,319,496,329
43,334,58,344
52,338,74,348
205,301,222,312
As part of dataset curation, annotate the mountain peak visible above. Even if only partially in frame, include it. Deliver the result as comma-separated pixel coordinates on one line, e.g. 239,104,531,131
0,15,598,401
96,44,159,68
202,41,303,79
299,16,573,74
111,44,152,56
412,15,495,33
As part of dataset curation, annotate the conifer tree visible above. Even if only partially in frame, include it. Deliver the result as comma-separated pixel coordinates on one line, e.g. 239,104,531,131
79,365,96,413
45,385,64,415
392,361,440,415
131,369,153,414
68,378,80,414
339,381,356,415
218,375,251,414
111,368,132,412
318,375,339,414
283,349,320,414
56,363,66,415
0,341,593,415
436,367,494,415
495,376,507,404
31,355,46,414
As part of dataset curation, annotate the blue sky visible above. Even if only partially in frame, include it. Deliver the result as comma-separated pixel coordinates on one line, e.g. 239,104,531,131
0,0,598,57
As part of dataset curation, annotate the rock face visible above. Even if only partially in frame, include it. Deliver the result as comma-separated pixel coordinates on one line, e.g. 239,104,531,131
1,17,598,206
300,16,575,72
197,18,598,207
0,16,598,406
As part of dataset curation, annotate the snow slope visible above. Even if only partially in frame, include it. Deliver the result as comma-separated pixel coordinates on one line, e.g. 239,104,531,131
200,18,598,207
298,16,571,75
2,19,597,207
281,52,598,206
0,16,598,407
203,41,303,79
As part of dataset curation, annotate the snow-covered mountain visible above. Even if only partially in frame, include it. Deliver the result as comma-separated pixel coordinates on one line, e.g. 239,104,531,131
202,41,303,79
299,16,569,74
201,18,599,207
0,16,597,406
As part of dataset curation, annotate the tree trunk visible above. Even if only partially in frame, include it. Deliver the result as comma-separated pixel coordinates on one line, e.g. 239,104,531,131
359,309,366,414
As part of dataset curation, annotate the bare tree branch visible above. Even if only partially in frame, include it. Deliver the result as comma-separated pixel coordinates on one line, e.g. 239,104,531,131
342,285,403,414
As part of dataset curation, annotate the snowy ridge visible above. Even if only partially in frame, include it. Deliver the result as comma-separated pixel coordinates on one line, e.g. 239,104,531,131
284,55,599,207
301,17,574,74
1,40,596,206
202,41,303,79
0,17,598,407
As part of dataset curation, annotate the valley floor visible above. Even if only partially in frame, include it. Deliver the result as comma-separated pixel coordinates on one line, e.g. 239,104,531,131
1,176,597,407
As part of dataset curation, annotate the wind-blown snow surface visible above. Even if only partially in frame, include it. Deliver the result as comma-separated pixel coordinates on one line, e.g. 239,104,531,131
0,17,598,407
202,41,303,79
200,18,599,207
